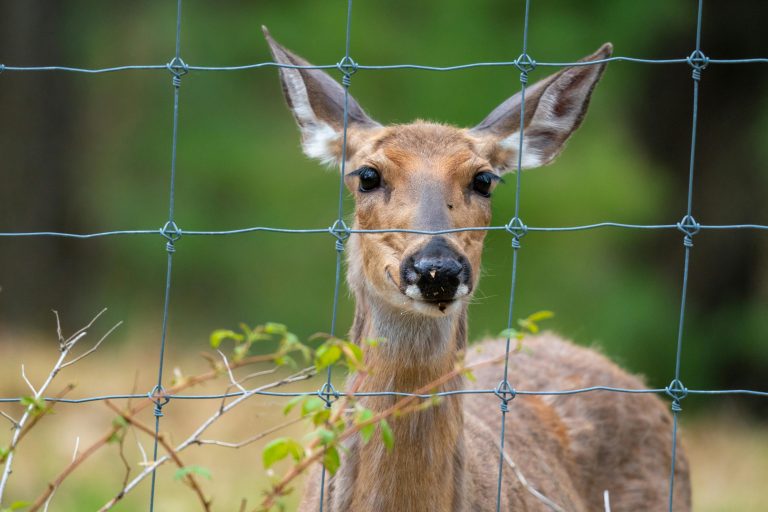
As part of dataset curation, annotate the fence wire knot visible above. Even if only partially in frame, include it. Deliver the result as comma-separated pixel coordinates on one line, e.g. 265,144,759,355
329,219,351,252
337,56,358,87
148,385,171,417
514,53,536,84
494,380,516,412
686,50,709,81
665,379,688,413
160,221,182,253
505,217,528,249
0,64,5,74
317,382,340,408
166,56,189,87
676,215,700,248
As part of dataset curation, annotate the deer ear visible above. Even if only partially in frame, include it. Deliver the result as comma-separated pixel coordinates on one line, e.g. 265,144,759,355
470,43,612,173
263,27,380,167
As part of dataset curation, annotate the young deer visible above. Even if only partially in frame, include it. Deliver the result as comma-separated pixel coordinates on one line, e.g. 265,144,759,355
264,29,691,512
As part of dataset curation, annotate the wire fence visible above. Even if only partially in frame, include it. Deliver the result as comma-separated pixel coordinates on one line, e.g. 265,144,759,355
1,0,767,511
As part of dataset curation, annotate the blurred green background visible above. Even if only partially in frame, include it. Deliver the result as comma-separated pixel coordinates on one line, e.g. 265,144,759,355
1,0,766,404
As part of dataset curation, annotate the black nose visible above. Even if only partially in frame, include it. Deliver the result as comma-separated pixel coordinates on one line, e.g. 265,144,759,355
401,237,470,302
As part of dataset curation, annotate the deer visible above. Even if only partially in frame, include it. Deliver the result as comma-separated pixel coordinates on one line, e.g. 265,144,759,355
263,28,691,512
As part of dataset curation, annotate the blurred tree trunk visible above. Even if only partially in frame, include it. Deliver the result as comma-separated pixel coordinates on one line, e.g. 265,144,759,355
0,3,86,326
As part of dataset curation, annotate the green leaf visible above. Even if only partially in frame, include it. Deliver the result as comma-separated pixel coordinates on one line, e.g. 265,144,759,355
355,408,375,443
364,337,385,347
499,328,519,339
323,446,341,475
1,501,31,511
282,396,304,416
341,342,364,369
313,428,335,445
264,322,287,335
301,397,325,417
20,396,46,415
312,409,331,426
464,368,477,382
262,438,304,469
527,310,555,323
379,420,394,452
315,344,342,370
209,329,243,349
174,465,212,481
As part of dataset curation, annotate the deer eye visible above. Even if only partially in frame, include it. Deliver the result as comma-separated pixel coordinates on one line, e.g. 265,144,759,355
471,171,497,197
356,166,381,192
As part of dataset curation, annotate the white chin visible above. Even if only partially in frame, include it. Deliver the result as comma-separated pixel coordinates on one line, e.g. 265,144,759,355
409,298,463,317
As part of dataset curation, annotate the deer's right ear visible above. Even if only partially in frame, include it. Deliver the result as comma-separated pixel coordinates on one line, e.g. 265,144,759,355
263,27,380,167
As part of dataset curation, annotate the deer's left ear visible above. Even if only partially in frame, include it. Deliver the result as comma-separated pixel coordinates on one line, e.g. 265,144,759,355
470,43,612,173
263,27,381,168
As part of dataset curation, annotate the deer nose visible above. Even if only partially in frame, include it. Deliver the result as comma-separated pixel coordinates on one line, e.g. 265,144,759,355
401,237,471,302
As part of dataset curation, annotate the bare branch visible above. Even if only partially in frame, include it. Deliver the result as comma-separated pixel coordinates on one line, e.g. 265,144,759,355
0,411,19,430
217,350,247,395
500,446,565,512
62,307,108,349
61,321,123,369
43,436,81,512
98,367,316,511
53,310,63,346
71,437,80,462
21,364,37,395
28,350,289,511
196,417,303,449
104,401,211,512
1,310,116,508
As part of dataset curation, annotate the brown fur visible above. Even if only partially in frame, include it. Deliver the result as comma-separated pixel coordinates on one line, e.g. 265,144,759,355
263,30,692,511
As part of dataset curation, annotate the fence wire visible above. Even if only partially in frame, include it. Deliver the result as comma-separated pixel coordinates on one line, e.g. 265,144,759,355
1,0,767,511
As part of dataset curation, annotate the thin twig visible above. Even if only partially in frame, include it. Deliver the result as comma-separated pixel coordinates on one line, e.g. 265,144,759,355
217,350,247,395
61,321,123,369
97,367,316,511
499,445,565,512
0,412,19,430
104,401,211,512
27,351,287,510
60,308,107,350
21,365,37,395
0,309,111,505
196,417,304,449
42,436,80,512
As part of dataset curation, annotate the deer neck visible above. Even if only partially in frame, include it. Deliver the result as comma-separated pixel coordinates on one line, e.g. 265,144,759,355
336,288,469,511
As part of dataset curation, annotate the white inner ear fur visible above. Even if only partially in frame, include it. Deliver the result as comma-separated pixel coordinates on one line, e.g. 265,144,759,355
497,68,594,171
303,123,340,167
280,67,341,166
499,131,544,169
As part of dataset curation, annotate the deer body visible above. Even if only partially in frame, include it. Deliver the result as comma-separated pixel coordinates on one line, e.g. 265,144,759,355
264,28,691,511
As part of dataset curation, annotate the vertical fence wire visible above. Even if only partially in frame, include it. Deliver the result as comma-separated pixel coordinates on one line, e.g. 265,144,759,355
666,0,705,509
317,0,355,509
495,0,532,509
148,0,185,509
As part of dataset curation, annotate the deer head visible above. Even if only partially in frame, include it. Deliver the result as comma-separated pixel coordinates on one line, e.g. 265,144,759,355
264,28,611,323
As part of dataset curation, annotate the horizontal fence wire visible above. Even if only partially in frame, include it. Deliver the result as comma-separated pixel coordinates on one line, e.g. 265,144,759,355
1,223,768,239
1,0,767,510
1,56,767,74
